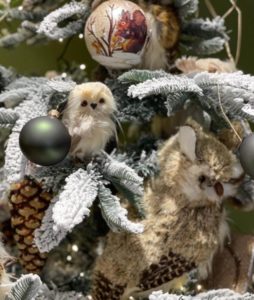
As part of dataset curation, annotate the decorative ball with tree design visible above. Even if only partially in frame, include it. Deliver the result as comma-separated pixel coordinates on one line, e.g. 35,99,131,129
85,0,149,69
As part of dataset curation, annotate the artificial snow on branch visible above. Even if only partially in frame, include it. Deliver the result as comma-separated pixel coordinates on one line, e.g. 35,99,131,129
34,198,68,253
118,69,254,125
4,132,27,183
127,76,203,100
193,72,254,122
5,274,42,300
0,74,74,183
34,153,145,251
4,96,48,183
0,66,15,89
118,69,169,85
33,162,77,192
0,7,46,22
102,152,143,195
98,183,144,234
52,168,98,231
149,289,253,300
182,17,228,40
37,1,89,40
47,78,76,93
181,36,226,55
174,0,198,20
33,284,86,300
100,152,145,215
0,108,19,128
0,28,35,48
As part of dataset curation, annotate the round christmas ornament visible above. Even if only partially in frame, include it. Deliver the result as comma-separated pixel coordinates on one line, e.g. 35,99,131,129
19,116,71,166
239,134,254,178
85,0,149,69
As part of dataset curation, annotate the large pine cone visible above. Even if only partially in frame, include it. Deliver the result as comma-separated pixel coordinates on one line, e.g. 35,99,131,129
9,177,53,273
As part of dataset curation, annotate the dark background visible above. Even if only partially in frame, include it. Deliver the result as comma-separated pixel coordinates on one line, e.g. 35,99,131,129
0,0,254,233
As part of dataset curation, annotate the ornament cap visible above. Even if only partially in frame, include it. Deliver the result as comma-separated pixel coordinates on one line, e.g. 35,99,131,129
48,109,60,119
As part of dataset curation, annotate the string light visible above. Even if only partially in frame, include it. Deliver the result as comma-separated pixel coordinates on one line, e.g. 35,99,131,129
72,244,79,252
61,72,67,78
59,38,64,43
79,33,84,39
80,272,84,277
196,284,203,291
18,6,23,11
80,64,86,70
66,255,72,262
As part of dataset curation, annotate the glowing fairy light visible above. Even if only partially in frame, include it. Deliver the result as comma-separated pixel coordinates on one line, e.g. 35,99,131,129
72,244,79,252
66,255,72,261
80,64,86,70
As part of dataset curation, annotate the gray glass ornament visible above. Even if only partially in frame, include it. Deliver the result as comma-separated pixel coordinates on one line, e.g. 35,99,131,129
239,134,254,179
19,116,71,166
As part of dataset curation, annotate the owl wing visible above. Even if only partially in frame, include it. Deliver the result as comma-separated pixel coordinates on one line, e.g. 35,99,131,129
138,250,196,291
92,272,126,300
70,134,82,152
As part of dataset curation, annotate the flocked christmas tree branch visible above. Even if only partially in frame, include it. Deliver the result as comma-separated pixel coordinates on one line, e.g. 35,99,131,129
0,0,229,55
37,1,89,40
116,69,254,124
148,289,253,300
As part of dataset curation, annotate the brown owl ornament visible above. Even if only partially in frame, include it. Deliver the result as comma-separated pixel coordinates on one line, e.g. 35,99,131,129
90,120,244,300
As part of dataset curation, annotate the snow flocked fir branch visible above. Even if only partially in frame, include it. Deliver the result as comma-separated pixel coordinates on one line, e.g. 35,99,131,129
149,289,253,300
0,0,228,56
0,1,254,299
2,63,254,254
116,69,254,124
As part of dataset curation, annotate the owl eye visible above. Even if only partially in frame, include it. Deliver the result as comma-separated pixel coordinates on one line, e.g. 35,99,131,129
81,100,88,107
99,98,105,104
198,175,206,184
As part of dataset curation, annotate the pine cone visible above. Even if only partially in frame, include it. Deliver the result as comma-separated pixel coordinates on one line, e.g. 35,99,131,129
9,177,53,273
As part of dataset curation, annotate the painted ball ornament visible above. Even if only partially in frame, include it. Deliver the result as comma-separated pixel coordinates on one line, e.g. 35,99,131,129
85,0,149,69
239,134,254,178
19,116,71,166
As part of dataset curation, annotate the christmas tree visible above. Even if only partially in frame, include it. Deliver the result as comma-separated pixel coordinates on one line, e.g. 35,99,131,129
0,0,254,299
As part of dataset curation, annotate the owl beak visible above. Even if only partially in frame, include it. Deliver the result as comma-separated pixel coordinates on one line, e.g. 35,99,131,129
91,103,97,109
214,182,224,197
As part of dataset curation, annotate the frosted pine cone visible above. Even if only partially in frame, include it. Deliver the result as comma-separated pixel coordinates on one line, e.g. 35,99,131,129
9,177,53,273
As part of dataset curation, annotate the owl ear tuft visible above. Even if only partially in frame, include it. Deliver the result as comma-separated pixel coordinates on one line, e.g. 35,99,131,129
178,126,197,161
